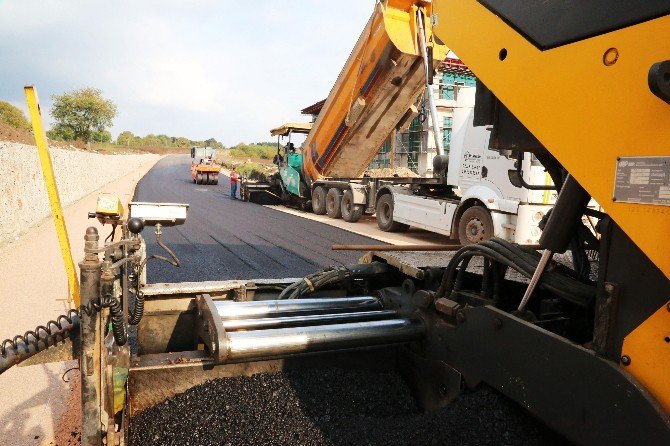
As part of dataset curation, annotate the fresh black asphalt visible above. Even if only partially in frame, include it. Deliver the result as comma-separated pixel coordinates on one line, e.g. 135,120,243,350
133,155,375,283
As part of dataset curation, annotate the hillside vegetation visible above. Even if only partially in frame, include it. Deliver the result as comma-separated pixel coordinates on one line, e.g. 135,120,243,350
0,101,30,130
229,143,276,160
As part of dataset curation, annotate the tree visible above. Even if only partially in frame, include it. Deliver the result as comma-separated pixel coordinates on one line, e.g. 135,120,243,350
92,130,112,143
175,137,190,148
157,134,173,147
47,124,74,141
205,137,224,150
142,134,161,146
116,131,134,146
0,100,30,129
50,88,117,144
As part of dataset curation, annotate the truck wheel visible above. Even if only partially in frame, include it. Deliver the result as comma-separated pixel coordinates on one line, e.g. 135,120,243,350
375,194,409,232
213,174,219,185
312,186,327,215
326,188,343,219
196,173,203,184
458,205,494,245
341,190,364,223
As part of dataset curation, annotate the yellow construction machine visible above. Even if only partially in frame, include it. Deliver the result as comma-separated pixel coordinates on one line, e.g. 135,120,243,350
1,1,669,445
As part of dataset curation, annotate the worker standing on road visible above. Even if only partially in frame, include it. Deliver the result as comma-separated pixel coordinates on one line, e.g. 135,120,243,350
230,167,240,199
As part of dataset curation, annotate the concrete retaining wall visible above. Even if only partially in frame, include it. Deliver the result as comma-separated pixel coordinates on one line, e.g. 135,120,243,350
0,141,158,247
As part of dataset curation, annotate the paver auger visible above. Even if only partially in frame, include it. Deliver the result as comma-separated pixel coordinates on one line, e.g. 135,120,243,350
1,1,669,445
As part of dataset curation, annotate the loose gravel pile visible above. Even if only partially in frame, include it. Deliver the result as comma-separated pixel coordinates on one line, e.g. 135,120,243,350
129,368,567,446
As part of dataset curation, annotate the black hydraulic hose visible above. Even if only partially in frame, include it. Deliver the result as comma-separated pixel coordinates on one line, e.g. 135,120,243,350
279,265,357,300
435,238,595,306
101,284,127,346
130,230,181,325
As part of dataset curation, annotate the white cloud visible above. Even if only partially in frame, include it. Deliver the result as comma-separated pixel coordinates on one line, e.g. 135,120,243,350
0,0,373,144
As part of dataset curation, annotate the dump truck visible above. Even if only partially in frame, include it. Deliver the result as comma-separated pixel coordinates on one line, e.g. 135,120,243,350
190,146,221,185
1,1,669,445
241,8,556,245
241,0,448,208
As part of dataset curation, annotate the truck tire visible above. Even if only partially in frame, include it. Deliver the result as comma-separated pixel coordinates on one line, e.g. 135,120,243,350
196,173,203,184
326,188,343,219
213,174,219,185
312,186,327,215
376,194,409,232
341,190,364,223
458,205,494,245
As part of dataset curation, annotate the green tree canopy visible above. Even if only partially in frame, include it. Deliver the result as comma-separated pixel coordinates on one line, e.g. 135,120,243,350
50,88,117,143
0,100,30,129
47,125,74,141
92,130,112,143
142,134,161,146
116,131,135,146
175,137,190,148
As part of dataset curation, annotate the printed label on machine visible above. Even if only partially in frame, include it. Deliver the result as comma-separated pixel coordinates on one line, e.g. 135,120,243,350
613,156,670,206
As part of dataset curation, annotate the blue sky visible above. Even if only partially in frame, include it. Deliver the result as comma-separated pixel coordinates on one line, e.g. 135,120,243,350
0,0,374,145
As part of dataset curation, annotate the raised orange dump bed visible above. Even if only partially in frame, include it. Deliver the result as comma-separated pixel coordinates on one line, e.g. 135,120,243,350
302,0,447,181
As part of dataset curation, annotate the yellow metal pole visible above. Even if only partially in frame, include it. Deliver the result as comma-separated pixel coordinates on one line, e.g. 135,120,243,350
24,85,80,307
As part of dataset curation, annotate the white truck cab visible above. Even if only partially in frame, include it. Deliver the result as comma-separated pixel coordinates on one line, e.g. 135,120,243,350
389,87,556,244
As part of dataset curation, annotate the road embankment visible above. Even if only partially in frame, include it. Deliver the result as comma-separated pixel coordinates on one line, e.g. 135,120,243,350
0,141,159,248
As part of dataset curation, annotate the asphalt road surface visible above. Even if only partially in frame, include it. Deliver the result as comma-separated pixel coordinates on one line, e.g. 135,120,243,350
133,155,375,283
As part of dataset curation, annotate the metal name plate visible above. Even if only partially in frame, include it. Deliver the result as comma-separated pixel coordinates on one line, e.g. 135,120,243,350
613,156,670,206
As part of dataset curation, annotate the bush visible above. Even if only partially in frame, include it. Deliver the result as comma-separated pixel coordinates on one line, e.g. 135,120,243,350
47,124,75,141
222,161,270,182
230,144,276,160
229,149,248,159
0,100,30,129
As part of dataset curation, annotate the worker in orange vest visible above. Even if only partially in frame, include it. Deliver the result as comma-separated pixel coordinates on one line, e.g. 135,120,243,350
230,167,240,200
230,166,240,199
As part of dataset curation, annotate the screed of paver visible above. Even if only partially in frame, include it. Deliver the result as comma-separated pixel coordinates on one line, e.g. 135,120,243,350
0,156,160,446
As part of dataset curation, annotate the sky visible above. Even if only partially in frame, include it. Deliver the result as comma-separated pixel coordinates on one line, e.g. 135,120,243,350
0,0,375,145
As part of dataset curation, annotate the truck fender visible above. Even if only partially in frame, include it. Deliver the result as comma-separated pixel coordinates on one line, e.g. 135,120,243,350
375,185,403,201
459,185,503,212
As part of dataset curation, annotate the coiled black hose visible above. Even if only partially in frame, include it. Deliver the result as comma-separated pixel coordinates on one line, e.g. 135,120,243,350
129,229,180,325
0,284,128,375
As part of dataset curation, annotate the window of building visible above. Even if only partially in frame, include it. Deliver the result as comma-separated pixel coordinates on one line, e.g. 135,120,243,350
443,116,453,150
